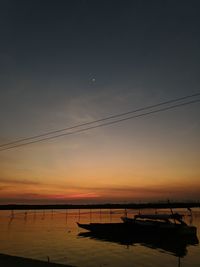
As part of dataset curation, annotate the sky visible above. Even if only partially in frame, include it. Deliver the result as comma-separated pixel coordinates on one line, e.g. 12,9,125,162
0,0,200,204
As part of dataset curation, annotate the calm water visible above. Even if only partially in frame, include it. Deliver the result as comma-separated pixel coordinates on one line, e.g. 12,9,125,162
0,208,199,267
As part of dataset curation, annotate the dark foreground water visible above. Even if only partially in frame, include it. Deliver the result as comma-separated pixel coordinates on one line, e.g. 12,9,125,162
0,208,199,267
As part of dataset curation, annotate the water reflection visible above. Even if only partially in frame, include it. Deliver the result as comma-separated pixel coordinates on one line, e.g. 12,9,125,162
1,209,200,267
78,230,199,258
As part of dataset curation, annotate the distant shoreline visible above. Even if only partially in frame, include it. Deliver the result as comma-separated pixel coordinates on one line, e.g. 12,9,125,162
0,202,199,210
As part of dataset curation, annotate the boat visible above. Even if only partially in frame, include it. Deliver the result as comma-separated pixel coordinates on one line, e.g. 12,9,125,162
77,222,128,233
121,213,197,236
77,212,197,236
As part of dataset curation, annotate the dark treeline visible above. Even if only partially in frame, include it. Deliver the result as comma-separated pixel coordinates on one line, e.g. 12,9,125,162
0,202,199,210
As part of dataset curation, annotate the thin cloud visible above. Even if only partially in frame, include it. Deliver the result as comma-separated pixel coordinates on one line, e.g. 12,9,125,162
0,178,41,185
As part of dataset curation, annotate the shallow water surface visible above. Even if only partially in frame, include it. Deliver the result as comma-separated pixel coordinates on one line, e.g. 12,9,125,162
0,208,199,267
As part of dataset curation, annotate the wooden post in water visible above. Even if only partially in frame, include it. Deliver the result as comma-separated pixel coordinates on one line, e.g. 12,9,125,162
51,209,54,219
110,208,112,222
124,208,127,217
78,209,81,222
178,256,181,267
100,208,102,222
11,210,14,218
90,208,92,222
24,211,27,220
66,209,68,223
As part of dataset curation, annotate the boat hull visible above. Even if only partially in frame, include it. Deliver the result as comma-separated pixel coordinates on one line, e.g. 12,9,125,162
77,220,197,237
121,217,197,236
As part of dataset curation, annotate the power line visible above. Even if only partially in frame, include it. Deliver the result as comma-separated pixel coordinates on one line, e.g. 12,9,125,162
0,98,199,152
0,92,200,148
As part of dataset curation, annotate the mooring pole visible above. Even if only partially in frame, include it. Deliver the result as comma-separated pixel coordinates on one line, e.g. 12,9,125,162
66,209,68,223
78,209,81,222
90,208,92,222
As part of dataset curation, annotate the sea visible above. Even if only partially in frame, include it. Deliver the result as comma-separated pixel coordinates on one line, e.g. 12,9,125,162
0,208,199,267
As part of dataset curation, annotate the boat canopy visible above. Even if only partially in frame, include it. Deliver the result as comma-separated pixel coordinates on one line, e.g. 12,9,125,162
134,213,183,221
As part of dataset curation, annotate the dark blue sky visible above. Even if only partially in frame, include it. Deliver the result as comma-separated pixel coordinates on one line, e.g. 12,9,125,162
0,0,200,139
0,0,199,141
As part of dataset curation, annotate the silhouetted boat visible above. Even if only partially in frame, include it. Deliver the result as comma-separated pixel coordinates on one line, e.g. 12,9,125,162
121,213,197,236
77,212,197,236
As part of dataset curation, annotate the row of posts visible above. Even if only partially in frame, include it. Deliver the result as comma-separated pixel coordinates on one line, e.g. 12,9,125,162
9,208,125,223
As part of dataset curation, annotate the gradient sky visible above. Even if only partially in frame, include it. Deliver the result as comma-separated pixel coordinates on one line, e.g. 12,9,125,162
0,0,200,204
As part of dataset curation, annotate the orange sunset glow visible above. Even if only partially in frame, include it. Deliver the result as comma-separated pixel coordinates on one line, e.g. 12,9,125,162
1,108,200,204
